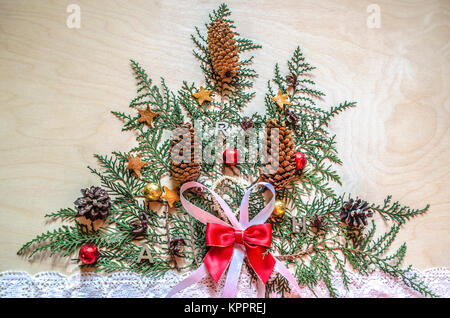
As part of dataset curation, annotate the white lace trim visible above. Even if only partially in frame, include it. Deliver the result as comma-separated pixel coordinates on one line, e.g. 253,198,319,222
0,267,448,298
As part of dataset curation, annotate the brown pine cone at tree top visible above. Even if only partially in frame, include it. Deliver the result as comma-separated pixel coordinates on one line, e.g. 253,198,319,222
340,198,373,228
208,18,240,92
260,119,297,194
170,123,201,184
74,186,111,221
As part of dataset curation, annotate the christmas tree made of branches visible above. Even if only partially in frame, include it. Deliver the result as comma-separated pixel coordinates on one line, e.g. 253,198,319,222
18,4,434,297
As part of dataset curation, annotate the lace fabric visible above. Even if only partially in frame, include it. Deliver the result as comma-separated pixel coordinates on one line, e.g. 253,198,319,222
0,267,448,298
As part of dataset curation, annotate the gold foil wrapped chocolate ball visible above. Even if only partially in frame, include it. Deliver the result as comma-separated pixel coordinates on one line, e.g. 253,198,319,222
143,182,162,201
272,200,286,217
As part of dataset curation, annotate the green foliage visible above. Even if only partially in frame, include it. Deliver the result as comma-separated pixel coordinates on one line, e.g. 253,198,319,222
371,195,430,224
18,3,433,297
188,2,260,124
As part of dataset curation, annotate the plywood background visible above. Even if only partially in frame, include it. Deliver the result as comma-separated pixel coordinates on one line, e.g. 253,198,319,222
0,0,448,276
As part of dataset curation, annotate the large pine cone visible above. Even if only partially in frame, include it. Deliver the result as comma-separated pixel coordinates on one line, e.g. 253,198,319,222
208,18,240,92
170,123,201,184
260,119,296,194
74,186,111,221
340,198,373,228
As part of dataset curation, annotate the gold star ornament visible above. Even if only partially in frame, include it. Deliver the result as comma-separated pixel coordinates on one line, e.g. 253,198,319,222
161,186,180,208
271,89,291,109
192,86,213,106
125,154,148,178
137,105,159,127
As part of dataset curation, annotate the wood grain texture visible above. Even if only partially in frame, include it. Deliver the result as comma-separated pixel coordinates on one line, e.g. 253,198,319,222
0,0,448,275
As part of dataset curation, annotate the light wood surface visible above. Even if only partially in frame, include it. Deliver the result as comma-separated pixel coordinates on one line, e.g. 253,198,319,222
0,0,448,275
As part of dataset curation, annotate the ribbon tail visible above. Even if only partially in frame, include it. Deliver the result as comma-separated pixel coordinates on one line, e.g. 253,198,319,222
166,264,208,298
246,245,276,284
256,279,266,298
274,259,302,297
204,246,234,283
222,246,245,298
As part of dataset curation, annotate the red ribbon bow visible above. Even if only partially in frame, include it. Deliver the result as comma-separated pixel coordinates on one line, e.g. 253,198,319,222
204,223,276,284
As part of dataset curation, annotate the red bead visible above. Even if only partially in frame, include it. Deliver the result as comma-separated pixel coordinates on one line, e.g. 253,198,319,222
295,152,307,170
79,244,100,265
223,149,239,166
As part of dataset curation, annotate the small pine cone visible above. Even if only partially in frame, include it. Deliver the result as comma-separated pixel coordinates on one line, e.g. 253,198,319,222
284,108,301,126
129,212,149,236
170,123,201,184
312,215,328,231
240,116,254,131
189,186,206,196
74,186,111,221
208,18,240,92
169,238,186,257
340,198,373,228
260,119,296,194
286,73,298,90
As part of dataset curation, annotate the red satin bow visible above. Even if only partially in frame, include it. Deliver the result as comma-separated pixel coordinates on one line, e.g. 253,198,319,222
204,223,276,284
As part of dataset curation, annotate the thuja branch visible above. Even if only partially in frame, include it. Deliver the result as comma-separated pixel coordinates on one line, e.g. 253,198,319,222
372,195,429,224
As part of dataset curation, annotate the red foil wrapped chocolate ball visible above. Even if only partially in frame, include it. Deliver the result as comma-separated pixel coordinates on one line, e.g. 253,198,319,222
223,149,239,166
79,244,100,265
295,152,307,170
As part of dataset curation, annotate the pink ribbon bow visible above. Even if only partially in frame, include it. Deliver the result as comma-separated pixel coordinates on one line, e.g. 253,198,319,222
166,181,302,298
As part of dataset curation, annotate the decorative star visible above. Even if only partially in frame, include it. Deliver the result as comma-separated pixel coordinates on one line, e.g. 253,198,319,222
271,89,291,109
137,105,159,127
125,154,148,178
161,186,180,208
192,86,213,106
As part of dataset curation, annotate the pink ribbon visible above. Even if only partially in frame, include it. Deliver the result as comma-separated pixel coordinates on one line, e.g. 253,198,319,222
166,181,302,298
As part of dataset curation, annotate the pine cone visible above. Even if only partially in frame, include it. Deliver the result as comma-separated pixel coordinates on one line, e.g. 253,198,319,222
286,73,298,90
190,186,206,196
240,116,254,131
208,18,240,93
260,119,296,194
170,123,201,184
169,238,186,257
340,198,373,228
74,186,111,221
284,108,300,126
129,212,149,236
312,215,328,232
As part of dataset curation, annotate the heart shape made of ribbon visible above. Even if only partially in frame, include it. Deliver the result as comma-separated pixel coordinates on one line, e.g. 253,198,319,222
166,181,301,298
